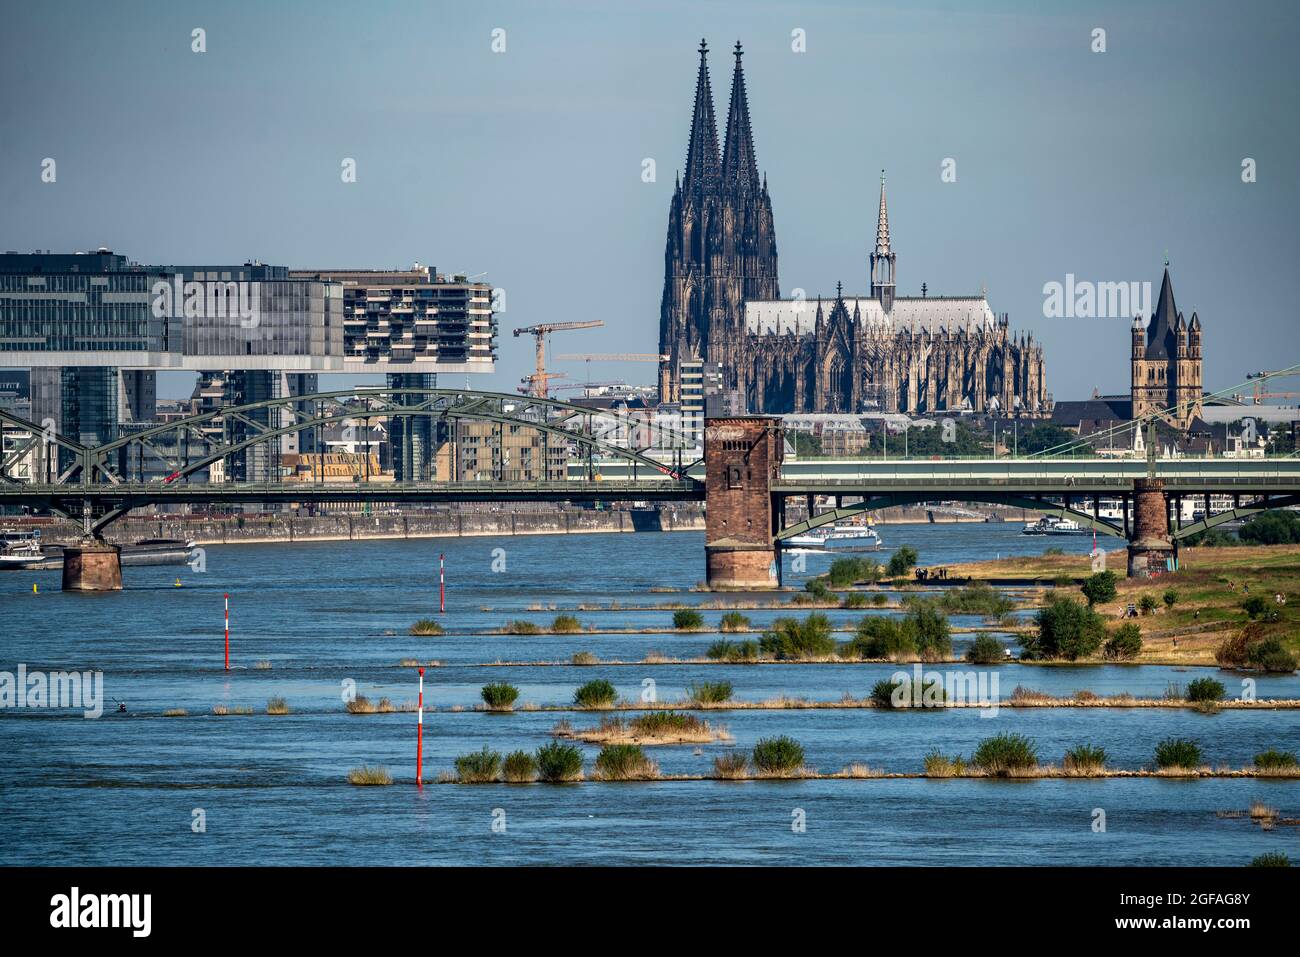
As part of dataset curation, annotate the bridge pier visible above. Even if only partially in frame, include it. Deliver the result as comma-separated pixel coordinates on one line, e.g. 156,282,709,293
1126,479,1175,578
704,415,783,589
61,540,123,592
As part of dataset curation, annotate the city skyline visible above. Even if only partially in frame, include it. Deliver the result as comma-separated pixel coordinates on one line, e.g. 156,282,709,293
1,0,1296,402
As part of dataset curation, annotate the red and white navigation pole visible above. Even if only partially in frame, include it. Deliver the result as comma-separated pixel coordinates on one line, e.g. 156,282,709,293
224,593,230,671
416,666,425,786
439,553,445,614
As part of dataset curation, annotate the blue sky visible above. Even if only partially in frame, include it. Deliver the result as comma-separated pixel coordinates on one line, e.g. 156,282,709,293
1,0,1296,401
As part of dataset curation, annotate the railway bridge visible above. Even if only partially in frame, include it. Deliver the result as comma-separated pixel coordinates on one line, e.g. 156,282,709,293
3,396,1298,590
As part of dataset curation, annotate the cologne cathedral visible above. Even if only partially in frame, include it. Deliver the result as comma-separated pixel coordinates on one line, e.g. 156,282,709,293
658,41,1050,417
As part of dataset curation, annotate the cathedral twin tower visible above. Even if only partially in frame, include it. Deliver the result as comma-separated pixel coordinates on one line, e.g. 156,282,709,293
658,40,779,404
659,40,1050,418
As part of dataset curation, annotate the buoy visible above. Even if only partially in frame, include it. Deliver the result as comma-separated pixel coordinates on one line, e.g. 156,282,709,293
32,583,39,594
174,578,183,587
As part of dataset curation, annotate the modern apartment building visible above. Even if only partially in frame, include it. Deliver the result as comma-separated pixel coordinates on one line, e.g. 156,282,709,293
288,265,497,478
453,420,569,482
287,265,496,373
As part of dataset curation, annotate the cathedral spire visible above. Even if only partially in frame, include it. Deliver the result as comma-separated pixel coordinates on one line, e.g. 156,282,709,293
870,169,896,311
875,170,891,256
721,41,760,190
683,39,720,193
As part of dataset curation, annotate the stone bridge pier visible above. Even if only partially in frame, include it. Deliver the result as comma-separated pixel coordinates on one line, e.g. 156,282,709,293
61,540,123,592
1126,478,1175,578
704,415,783,589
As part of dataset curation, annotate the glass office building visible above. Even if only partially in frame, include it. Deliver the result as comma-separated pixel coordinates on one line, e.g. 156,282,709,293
0,251,176,364
0,253,345,371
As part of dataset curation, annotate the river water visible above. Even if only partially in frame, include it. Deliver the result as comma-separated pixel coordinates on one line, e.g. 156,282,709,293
2,523,1297,865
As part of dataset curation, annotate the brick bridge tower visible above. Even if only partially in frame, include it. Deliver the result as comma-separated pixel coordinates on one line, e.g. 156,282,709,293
704,414,783,588
1127,423,1176,577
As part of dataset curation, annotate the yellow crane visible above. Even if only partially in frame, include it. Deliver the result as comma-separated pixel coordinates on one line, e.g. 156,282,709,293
1246,370,1300,404
556,352,670,386
512,321,604,397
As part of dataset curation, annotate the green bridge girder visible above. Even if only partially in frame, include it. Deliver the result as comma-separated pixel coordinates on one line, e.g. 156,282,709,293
0,388,706,532
774,492,1127,543
1168,494,1300,540
5,387,1300,541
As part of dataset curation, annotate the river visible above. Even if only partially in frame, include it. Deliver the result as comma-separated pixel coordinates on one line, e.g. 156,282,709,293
1,523,1296,865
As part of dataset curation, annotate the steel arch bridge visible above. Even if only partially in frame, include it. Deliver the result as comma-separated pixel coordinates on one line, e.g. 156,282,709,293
772,490,1300,543
0,388,705,535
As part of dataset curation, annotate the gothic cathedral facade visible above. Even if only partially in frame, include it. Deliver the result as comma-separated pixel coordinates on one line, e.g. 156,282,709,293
658,40,1050,418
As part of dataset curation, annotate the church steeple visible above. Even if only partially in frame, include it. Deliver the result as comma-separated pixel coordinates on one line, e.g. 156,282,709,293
1145,265,1180,360
875,172,891,255
721,41,760,191
682,39,720,194
870,170,896,311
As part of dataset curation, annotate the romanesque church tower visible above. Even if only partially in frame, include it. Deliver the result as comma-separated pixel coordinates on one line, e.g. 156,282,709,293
658,41,779,403
1130,265,1203,427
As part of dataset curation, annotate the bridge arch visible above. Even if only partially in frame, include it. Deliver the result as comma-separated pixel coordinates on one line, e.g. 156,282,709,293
1,388,702,486
0,388,704,534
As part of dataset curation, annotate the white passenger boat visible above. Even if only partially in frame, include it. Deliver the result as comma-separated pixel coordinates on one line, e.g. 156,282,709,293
0,528,44,568
1021,516,1087,536
785,523,883,551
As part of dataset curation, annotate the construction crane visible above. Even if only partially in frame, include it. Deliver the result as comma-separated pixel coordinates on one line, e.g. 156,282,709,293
556,352,669,386
512,321,604,397
1246,370,1300,405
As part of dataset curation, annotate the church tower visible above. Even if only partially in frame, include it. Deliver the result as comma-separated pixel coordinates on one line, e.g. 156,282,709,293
870,172,896,312
659,40,778,403
658,40,721,403
1130,264,1203,428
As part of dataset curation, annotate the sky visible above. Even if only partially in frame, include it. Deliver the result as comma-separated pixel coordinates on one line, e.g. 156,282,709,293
1,0,1297,403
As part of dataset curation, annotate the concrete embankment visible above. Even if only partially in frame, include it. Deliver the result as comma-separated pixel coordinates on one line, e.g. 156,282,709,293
31,507,706,548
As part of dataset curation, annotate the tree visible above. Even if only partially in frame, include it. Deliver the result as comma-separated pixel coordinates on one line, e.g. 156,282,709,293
760,613,836,660
1241,595,1269,620
1023,596,1106,660
966,632,1005,664
1238,510,1300,545
901,420,989,457
1162,588,1179,609
827,557,881,587
1183,527,1237,547
1018,423,1078,455
905,600,952,662
844,616,916,660
886,545,919,578
1138,594,1159,616
1080,570,1118,607
790,430,822,457
1103,623,1143,660
1264,424,1295,456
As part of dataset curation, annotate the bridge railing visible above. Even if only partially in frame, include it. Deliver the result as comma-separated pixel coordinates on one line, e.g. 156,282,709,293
777,457,1300,484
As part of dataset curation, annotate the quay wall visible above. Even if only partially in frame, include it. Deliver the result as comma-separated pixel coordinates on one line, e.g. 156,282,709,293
31,507,707,547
